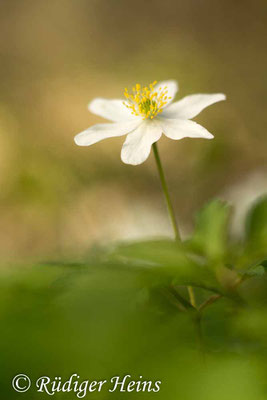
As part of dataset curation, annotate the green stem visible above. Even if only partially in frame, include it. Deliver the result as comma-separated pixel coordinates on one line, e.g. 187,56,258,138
152,143,196,307
188,286,197,308
152,143,181,241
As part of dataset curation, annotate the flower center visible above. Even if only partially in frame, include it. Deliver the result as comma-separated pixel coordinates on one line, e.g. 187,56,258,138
123,81,171,119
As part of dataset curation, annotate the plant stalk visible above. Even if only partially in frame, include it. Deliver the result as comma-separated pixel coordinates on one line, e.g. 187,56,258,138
152,143,181,241
152,142,196,307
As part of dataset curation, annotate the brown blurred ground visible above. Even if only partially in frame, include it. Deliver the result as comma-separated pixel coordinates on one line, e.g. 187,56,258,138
0,0,266,261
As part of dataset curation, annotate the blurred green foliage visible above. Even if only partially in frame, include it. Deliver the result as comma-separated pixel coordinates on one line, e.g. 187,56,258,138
1,196,267,399
187,200,230,262
245,197,267,258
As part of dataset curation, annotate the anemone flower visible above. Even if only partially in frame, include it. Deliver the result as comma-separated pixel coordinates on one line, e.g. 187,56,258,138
74,80,225,166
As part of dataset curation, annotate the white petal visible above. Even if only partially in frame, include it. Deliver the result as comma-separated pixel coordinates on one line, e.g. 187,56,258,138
154,80,178,107
89,98,139,122
121,120,162,165
160,117,214,140
162,93,226,119
74,120,140,146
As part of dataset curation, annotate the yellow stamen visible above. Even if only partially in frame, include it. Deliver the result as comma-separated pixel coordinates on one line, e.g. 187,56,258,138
123,81,170,119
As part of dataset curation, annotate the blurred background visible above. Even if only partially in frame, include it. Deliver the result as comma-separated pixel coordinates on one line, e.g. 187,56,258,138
0,0,266,262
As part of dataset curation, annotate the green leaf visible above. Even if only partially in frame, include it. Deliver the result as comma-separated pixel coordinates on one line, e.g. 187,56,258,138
188,200,231,262
240,265,265,278
110,239,221,293
245,196,267,258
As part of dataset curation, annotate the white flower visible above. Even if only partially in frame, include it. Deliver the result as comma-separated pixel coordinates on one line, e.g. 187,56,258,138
74,80,226,165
